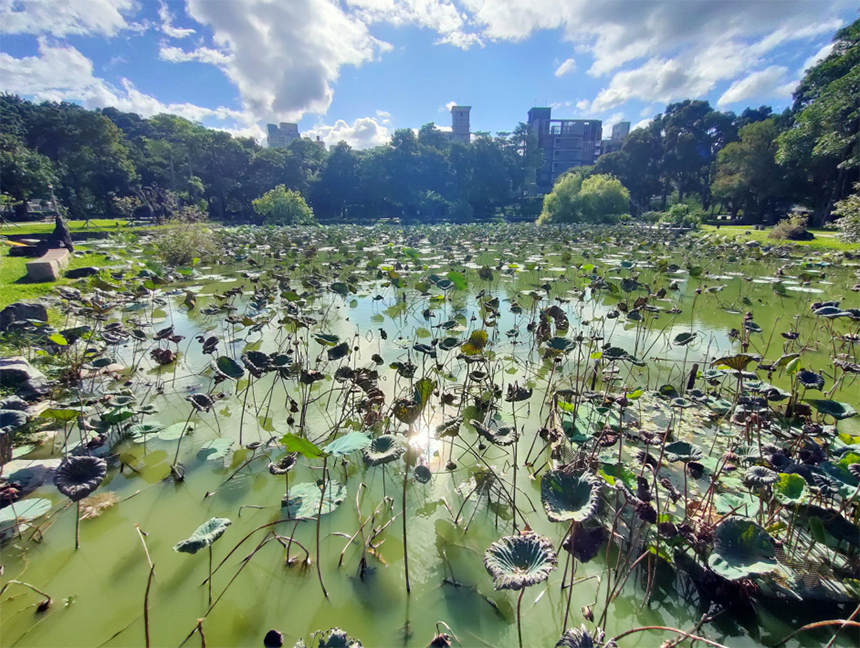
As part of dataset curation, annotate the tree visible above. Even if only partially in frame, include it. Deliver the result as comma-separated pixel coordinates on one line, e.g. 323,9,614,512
778,18,860,224
538,172,629,224
0,134,55,220
832,184,860,243
712,118,790,223
252,185,316,225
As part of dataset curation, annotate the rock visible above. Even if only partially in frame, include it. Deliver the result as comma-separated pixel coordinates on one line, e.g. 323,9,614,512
0,396,29,411
0,357,50,400
0,410,28,431
0,302,48,332
2,458,62,494
26,248,69,282
65,266,100,279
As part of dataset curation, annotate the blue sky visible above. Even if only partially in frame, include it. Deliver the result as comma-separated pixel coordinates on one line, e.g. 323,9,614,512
1,1,855,148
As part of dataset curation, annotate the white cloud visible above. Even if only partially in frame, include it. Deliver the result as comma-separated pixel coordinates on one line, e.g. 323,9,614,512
632,118,652,131
445,100,457,112
601,112,625,133
554,57,576,77
304,116,390,149
159,44,231,66
717,66,790,107
347,0,482,49
0,0,135,36
184,0,391,123
0,39,261,138
575,99,590,111
158,0,195,39
802,42,834,72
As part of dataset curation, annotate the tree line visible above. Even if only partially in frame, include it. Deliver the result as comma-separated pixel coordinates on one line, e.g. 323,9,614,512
1,18,856,226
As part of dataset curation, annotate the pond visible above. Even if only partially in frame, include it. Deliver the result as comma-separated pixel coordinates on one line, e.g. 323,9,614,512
1,224,858,648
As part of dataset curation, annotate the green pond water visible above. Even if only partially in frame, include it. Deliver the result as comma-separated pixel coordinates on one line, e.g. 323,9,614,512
2,232,859,648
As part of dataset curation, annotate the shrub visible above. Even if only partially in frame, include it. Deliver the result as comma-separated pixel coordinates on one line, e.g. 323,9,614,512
538,173,629,224
252,185,315,225
769,214,814,241
151,218,218,266
658,204,702,228
833,186,860,244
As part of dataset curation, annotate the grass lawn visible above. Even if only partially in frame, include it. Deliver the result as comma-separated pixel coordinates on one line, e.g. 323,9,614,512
0,218,161,236
0,250,115,310
699,224,859,252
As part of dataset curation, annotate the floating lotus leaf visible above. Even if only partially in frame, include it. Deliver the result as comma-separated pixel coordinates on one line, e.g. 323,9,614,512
362,435,404,466
215,356,245,380
796,370,825,391
483,532,558,591
197,438,235,461
743,465,778,486
187,393,214,412
707,518,779,581
439,337,460,351
173,517,232,554
283,480,346,518
268,453,298,475
664,441,703,463
774,473,807,504
0,498,52,526
807,399,857,420
555,626,606,648
541,470,601,523
435,416,462,438
672,332,697,346
471,419,518,447
323,432,371,457
54,456,107,502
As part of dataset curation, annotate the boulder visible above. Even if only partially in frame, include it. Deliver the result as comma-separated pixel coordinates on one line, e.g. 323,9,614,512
65,266,100,279
0,302,48,332
0,396,29,411
0,357,50,400
2,458,62,494
25,248,69,282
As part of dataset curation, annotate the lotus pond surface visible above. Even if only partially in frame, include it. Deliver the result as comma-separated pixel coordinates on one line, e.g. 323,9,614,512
1,224,858,648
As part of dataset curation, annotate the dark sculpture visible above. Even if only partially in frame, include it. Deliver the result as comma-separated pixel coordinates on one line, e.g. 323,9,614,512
38,215,74,254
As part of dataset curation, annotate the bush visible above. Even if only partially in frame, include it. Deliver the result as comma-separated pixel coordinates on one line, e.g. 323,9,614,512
252,185,315,225
538,173,629,224
833,186,860,244
151,218,218,266
769,214,814,241
657,204,702,228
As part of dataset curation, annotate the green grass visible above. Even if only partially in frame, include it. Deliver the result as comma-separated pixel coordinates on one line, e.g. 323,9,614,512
700,224,859,252
0,219,161,236
0,251,115,309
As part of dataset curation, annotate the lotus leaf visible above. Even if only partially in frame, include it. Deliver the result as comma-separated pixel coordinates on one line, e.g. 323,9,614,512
174,517,232,554
323,432,371,457
483,532,558,591
215,356,245,380
541,470,601,523
54,456,107,502
707,518,779,581
283,480,346,518
555,626,606,648
362,435,404,466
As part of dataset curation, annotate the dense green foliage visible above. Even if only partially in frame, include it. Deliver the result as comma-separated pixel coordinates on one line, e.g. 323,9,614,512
252,185,316,225
0,19,857,226
538,172,628,224
833,185,860,243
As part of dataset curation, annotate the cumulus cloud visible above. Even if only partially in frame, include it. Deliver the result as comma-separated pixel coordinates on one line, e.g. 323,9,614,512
554,57,576,77
0,39,260,137
444,100,457,112
717,66,792,107
185,0,391,123
347,0,482,49
158,0,195,39
303,116,391,149
0,0,135,36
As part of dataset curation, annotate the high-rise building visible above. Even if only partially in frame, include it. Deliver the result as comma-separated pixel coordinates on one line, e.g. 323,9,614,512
527,107,602,191
267,123,300,148
450,106,471,144
611,121,631,141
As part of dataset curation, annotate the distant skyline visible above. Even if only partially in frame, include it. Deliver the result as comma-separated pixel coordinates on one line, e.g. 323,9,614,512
1,0,855,149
